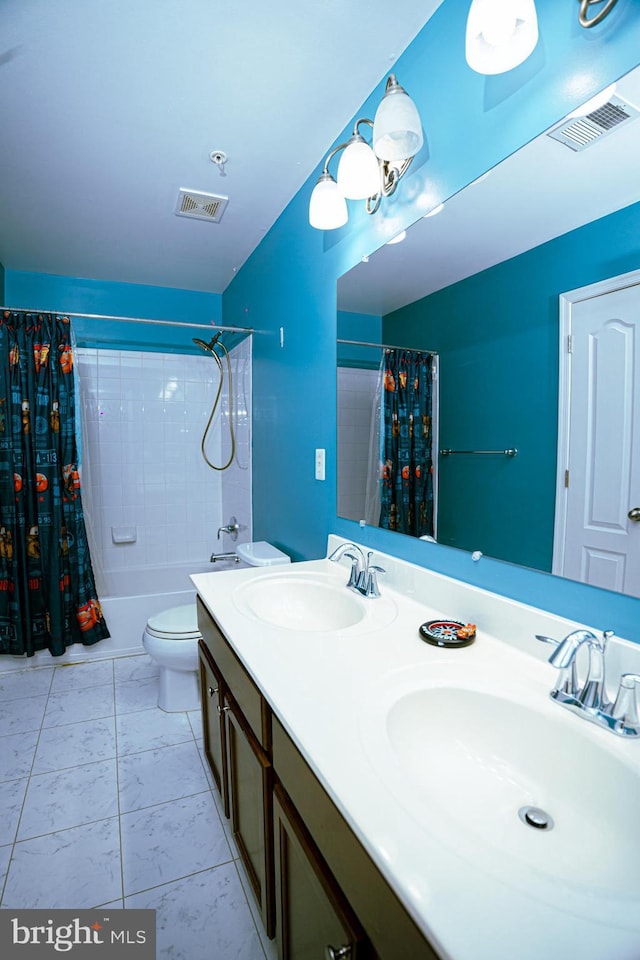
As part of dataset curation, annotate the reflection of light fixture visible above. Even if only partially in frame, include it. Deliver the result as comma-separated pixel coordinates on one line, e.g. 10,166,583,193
466,0,619,75
309,74,423,230
465,0,539,75
386,230,407,245
423,203,444,218
578,0,618,28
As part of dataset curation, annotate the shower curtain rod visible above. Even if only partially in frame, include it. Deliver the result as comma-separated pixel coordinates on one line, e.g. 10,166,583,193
0,306,254,335
337,338,437,354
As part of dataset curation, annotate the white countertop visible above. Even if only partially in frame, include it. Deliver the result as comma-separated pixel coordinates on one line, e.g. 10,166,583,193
192,537,640,960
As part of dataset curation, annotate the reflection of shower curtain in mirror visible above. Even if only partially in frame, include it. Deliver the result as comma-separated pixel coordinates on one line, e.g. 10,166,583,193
366,348,435,537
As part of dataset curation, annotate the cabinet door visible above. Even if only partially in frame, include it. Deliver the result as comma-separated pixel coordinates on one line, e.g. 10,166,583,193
198,642,229,818
273,784,368,960
226,695,275,939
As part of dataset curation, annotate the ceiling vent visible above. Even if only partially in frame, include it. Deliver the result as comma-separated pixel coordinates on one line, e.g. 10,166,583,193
175,188,228,222
547,94,640,152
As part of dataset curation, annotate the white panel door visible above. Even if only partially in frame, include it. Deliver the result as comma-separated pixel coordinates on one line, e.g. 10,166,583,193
558,281,640,597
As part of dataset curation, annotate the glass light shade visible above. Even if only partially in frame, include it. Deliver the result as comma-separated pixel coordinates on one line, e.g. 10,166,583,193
336,138,380,200
308,175,348,230
373,85,423,162
465,0,539,75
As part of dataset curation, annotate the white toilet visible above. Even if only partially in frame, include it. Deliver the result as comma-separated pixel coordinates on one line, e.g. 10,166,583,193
142,541,291,712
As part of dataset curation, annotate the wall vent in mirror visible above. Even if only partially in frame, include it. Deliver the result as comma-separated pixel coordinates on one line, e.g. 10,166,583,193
547,94,639,152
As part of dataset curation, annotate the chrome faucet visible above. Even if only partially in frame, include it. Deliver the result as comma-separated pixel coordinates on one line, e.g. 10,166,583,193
328,542,385,598
536,629,639,737
217,516,239,541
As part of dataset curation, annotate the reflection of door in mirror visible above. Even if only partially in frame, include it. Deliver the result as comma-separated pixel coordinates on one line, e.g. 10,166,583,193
337,333,439,538
554,272,640,599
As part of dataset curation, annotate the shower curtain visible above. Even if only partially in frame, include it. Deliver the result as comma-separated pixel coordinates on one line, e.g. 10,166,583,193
0,311,109,657
376,348,435,538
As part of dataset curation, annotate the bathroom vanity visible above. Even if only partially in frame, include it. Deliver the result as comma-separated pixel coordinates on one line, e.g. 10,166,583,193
192,537,640,960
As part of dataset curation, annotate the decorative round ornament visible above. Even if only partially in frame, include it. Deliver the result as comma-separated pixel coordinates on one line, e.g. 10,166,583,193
418,619,476,648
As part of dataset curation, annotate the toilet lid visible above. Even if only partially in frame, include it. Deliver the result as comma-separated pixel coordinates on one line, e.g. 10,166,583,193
147,604,200,638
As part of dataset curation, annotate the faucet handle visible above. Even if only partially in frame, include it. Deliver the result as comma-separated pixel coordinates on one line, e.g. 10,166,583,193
535,634,579,698
535,634,559,646
610,674,640,729
343,552,363,589
363,564,385,598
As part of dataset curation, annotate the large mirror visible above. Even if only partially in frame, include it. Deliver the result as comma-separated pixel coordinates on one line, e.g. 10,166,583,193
337,65,640,598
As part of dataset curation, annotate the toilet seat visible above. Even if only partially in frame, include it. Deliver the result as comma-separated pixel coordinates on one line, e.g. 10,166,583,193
146,604,201,640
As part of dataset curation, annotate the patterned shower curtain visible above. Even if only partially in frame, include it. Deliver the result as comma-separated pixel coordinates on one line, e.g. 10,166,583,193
0,311,109,657
379,348,435,537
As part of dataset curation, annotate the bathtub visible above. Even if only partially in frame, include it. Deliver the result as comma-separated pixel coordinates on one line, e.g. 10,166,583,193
0,558,240,672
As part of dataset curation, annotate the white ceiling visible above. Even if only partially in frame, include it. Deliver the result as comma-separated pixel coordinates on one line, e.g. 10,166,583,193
338,64,640,316
0,0,442,295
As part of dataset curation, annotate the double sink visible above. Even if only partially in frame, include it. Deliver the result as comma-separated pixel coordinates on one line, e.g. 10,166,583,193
224,555,640,955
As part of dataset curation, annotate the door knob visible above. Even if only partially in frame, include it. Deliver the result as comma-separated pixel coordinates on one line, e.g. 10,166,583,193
628,507,640,522
325,946,352,960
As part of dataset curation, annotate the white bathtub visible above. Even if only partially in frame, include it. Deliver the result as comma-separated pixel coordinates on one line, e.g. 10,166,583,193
0,559,240,672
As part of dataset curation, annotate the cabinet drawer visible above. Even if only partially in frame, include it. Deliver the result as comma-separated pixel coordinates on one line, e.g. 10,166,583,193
272,716,439,960
197,598,269,748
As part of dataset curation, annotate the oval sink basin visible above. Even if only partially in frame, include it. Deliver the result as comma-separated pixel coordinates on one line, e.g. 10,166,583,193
235,574,367,631
361,663,640,913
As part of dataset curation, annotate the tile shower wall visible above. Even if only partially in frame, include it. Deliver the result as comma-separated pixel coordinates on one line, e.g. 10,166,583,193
76,340,252,584
337,366,378,522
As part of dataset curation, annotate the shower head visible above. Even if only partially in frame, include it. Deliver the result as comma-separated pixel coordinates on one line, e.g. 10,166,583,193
192,333,222,354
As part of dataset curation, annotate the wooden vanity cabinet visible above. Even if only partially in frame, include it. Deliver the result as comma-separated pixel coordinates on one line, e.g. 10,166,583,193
273,782,369,960
198,642,228,816
197,597,439,960
197,600,274,938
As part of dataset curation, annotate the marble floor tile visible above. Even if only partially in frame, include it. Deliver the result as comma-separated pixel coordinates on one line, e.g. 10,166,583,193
43,683,115,727
114,654,159,683
17,758,118,841
114,677,160,715
0,728,39,782
187,708,202,738
32,716,116,774
0,843,11,889
0,668,54,702
0,695,48,736
121,792,232,896
2,817,122,909
51,659,114,692
118,741,209,814
0,777,29,846
125,863,265,960
116,707,193,756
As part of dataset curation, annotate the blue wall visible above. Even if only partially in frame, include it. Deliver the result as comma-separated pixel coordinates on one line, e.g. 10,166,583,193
224,0,640,641
5,270,222,352
384,199,640,572
337,310,382,368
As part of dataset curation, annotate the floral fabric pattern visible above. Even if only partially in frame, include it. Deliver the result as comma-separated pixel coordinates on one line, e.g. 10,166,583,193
0,311,109,656
379,348,434,538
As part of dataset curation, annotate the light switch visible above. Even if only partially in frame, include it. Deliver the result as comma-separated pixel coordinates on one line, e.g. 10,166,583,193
315,448,325,481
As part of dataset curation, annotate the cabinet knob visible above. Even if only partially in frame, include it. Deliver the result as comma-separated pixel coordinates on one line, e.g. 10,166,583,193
325,946,352,960
217,703,231,715
207,686,218,698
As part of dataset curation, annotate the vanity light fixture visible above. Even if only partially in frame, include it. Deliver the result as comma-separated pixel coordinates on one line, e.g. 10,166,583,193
308,74,423,230
386,230,407,244
466,0,619,75
465,0,539,75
